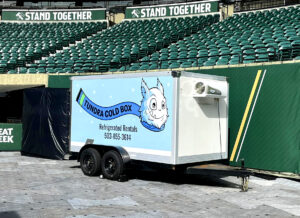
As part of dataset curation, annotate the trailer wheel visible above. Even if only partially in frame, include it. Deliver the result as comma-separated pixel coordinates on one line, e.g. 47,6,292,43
101,150,123,180
80,148,101,176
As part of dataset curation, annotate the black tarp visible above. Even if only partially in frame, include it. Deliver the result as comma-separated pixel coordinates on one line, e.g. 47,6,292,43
22,87,70,159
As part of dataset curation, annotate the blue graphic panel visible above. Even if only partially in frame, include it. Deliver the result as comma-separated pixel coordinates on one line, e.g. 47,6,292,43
71,76,173,151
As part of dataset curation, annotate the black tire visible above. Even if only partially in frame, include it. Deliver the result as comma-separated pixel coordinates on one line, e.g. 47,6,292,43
101,150,123,180
80,148,101,176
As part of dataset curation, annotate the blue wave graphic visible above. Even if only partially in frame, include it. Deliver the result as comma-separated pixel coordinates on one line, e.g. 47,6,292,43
77,89,140,120
76,89,165,132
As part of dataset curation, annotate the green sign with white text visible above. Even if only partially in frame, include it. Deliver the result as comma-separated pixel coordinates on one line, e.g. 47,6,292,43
0,123,22,151
2,9,106,21
125,1,219,19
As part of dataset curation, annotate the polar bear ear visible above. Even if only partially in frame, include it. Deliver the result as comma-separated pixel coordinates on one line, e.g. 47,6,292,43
157,79,164,95
141,79,150,98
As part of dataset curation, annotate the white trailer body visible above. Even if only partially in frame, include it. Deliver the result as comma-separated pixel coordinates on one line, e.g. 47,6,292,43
70,71,228,165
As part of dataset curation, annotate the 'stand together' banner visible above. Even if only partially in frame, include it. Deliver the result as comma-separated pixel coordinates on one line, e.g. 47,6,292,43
125,0,219,19
2,9,106,21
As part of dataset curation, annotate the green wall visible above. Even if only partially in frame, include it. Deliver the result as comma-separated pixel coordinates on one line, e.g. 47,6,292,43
0,123,22,151
48,75,72,88
47,62,300,174
191,63,300,174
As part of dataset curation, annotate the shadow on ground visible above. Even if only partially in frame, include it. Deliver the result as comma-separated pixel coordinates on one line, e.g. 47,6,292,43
0,211,22,218
127,170,241,189
70,163,241,189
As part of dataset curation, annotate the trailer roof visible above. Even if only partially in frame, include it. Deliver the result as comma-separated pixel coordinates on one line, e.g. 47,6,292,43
70,71,227,81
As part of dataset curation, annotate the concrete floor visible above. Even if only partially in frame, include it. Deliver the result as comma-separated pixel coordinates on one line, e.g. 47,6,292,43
0,152,300,218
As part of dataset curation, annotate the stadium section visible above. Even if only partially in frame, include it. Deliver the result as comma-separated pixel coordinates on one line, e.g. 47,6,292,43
0,22,106,74
37,2,220,73
0,8,107,74
124,5,300,71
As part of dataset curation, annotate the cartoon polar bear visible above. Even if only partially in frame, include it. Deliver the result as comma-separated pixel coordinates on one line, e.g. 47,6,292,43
139,79,169,129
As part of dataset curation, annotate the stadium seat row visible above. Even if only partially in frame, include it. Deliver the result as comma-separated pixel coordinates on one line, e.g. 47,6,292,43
35,15,220,72
123,5,300,70
0,22,107,74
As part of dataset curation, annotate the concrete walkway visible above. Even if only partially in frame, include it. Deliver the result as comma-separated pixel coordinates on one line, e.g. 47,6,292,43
0,152,300,218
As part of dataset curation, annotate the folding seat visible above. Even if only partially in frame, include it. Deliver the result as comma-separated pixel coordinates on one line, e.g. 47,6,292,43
208,50,219,58
139,64,150,71
180,62,192,68
256,53,269,62
243,48,255,55
160,53,170,61
203,60,216,66
229,59,240,65
16,56,26,67
81,67,91,73
19,67,27,74
148,63,158,70
159,62,169,69
243,55,256,64
7,60,17,70
187,51,197,59
37,68,46,74
291,40,300,57
216,59,228,66
255,48,268,54
7,69,17,74
128,65,140,71
168,62,180,69
279,43,293,60
197,56,207,64
99,64,110,72
27,68,37,74
45,68,55,74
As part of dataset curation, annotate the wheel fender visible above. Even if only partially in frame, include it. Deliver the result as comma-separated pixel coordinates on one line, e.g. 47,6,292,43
113,146,131,165
78,144,131,165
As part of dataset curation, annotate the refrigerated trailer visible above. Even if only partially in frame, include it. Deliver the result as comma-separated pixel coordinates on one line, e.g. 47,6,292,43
69,71,233,177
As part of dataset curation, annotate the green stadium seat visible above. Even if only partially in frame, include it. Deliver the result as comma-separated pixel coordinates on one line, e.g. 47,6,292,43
180,62,192,68
229,59,240,65
7,70,17,74
27,68,37,74
19,67,27,74
169,62,180,69
203,60,216,66
37,68,46,74
46,68,55,74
